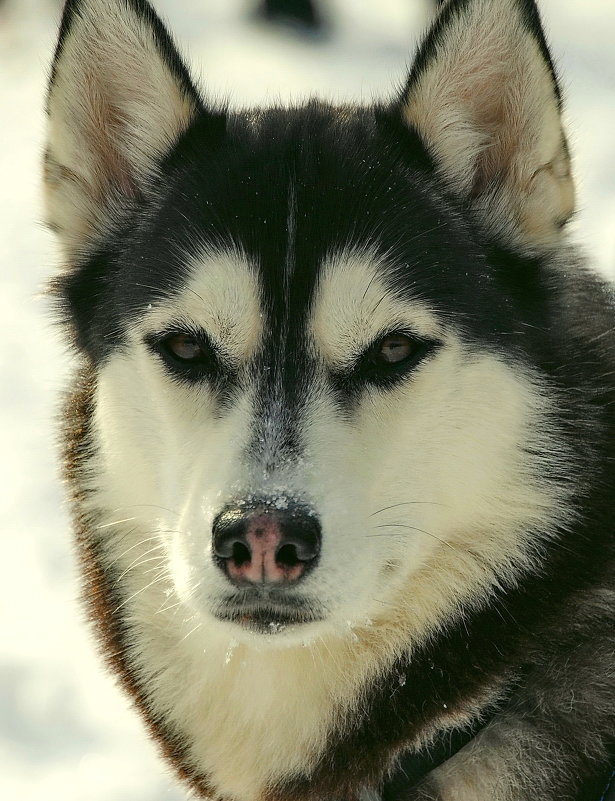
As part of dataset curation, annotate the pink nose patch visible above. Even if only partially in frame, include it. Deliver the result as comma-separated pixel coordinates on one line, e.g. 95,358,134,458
226,514,305,584
212,502,321,587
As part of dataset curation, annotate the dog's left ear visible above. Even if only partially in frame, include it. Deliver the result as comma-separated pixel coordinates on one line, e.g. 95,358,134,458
400,0,574,254
44,0,208,261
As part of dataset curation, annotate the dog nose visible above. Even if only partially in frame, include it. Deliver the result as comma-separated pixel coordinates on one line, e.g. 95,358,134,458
212,503,321,585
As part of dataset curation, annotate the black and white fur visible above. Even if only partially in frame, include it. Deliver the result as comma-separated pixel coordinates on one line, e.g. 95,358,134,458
44,1,615,799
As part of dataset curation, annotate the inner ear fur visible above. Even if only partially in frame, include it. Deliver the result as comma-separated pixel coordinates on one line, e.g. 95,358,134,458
44,0,204,260
400,0,575,254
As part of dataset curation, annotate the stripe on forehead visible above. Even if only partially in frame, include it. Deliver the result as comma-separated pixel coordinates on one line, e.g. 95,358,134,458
284,179,297,308
247,179,318,466
271,177,298,355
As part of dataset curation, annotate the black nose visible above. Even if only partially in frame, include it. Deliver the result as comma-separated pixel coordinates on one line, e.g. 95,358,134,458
212,501,321,585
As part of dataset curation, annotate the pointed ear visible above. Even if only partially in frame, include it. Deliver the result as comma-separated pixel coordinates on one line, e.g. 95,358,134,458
400,0,574,254
44,0,206,259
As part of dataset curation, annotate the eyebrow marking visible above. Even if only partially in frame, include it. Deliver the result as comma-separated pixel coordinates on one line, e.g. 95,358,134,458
311,251,444,369
137,249,264,363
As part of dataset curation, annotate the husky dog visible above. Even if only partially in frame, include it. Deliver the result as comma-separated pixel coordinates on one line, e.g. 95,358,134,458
44,0,615,799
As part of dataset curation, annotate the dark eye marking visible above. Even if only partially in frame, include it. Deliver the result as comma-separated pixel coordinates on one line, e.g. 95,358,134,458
352,331,439,388
146,329,221,382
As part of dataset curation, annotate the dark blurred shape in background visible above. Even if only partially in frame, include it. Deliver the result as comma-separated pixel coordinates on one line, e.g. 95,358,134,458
257,0,444,33
259,0,322,30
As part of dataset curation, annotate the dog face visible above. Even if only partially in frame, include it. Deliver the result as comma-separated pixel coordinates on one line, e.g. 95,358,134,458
55,112,571,651
45,0,576,649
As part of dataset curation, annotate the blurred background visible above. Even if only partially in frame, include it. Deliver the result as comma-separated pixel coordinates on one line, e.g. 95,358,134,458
0,0,613,798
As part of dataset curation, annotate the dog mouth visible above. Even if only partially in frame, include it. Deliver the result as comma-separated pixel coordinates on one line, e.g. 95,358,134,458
214,592,323,634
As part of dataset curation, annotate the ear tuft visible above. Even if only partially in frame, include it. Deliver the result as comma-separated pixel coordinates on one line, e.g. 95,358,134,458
400,0,574,254
44,0,205,260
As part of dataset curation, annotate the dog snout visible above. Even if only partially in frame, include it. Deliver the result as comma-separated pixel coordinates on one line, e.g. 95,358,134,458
212,502,321,585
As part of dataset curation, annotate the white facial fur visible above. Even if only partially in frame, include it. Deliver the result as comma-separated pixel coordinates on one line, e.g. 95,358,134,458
82,246,573,801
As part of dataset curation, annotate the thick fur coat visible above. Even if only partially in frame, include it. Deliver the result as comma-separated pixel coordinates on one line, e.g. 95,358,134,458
45,1,615,799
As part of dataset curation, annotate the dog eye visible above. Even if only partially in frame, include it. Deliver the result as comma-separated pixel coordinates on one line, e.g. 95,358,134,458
369,332,425,368
147,330,219,381
351,331,436,388
375,333,416,364
164,333,205,363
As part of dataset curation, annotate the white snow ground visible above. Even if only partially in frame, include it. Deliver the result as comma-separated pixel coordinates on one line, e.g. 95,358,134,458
0,0,613,799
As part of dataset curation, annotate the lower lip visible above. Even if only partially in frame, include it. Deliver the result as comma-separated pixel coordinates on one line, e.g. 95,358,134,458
218,608,319,633
240,615,290,634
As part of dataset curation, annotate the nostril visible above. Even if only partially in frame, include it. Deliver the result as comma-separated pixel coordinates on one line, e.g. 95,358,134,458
232,541,251,567
279,518,321,563
213,532,239,559
212,512,249,560
276,542,300,568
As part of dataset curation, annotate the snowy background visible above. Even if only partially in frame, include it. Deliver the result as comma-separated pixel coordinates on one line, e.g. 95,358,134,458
0,0,613,798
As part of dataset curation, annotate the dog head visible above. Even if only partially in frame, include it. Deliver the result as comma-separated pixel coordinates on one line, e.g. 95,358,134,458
46,0,575,647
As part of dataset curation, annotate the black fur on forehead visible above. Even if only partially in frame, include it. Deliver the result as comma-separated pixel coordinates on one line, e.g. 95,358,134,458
55,97,556,369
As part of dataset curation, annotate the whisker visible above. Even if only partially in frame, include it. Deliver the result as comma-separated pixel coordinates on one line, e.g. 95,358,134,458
142,561,168,576
370,523,460,553
157,597,183,615
121,542,166,569
361,272,378,302
405,221,448,245
111,536,165,565
316,635,344,673
370,501,444,518
96,517,138,530
102,503,181,518
117,554,166,582
110,528,185,565
112,570,169,614
123,504,181,517
180,621,203,643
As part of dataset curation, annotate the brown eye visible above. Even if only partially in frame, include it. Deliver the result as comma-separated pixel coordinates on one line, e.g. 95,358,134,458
349,331,437,389
377,333,416,364
165,333,204,362
147,329,220,383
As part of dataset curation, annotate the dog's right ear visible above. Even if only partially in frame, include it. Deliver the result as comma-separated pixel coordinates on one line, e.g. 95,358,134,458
44,0,212,260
